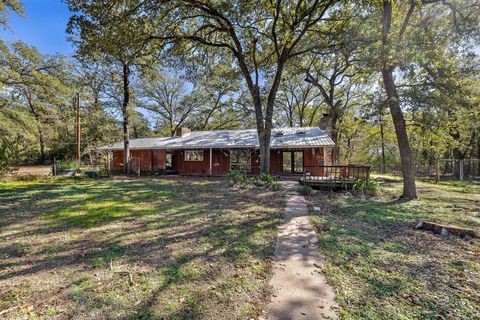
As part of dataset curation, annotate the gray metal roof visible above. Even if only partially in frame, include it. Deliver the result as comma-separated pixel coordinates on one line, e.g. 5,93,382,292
98,127,335,151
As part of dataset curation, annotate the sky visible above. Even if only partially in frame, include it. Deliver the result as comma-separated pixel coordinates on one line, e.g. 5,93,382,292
0,0,73,55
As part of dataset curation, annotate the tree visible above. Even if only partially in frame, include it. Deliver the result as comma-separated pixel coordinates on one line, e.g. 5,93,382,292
0,0,23,29
188,66,244,130
276,72,322,127
304,48,362,162
67,0,164,173
376,0,480,199
137,68,197,137
162,0,339,173
0,40,71,161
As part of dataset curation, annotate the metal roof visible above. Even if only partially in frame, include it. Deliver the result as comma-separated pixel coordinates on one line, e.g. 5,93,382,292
98,127,335,151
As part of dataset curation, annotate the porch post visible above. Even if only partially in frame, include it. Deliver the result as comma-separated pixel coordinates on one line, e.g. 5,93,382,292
209,148,213,176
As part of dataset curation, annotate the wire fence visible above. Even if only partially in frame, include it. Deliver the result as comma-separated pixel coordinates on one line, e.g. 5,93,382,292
415,159,480,181
52,158,111,177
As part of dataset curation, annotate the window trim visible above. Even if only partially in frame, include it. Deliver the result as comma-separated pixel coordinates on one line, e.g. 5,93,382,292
184,149,204,162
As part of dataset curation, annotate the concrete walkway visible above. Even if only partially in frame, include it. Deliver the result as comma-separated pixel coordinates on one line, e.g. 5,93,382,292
266,182,337,320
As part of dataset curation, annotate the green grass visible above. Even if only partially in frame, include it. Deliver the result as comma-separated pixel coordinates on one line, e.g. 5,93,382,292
0,177,284,319
308,175,480,320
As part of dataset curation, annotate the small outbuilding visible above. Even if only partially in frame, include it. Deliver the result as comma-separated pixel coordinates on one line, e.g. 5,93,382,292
98,126,335,176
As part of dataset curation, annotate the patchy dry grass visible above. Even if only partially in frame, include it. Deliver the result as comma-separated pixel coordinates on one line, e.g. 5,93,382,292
0,177,284,319
307,175,480,320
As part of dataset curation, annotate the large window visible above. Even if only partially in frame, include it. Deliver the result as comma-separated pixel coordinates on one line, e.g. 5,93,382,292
282,151,303,174
184,150,204,161
230,149,251,172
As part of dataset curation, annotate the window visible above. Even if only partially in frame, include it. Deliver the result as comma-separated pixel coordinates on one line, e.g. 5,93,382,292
230,150,251,172
184,150,204,161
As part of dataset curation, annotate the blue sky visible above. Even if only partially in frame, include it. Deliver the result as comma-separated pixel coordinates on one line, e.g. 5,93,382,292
0,0,73,55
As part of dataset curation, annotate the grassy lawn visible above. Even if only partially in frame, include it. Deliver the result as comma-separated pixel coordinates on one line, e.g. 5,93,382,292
0,177,284,319
307,175,480,320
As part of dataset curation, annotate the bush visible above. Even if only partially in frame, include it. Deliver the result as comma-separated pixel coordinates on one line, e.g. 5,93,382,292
227,169,246,184
299,184,314,196
353,179,380,196
227,170,281,190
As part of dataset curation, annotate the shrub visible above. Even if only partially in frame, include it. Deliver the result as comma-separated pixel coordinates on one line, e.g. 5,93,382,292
353,179,380,196
259,173,277,186
299,184,314,196
228,170,281,190
227,169,246,184
258,173,281,190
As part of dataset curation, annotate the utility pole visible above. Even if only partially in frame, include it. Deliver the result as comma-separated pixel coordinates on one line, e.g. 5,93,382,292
76,92,81,170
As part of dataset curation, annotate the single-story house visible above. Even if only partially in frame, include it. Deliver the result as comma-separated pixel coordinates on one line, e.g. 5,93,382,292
98,126,335,176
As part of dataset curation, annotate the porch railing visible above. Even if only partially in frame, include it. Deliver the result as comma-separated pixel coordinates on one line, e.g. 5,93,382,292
303,165,370,182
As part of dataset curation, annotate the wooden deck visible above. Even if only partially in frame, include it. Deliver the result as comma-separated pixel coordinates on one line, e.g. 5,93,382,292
301,165,370,189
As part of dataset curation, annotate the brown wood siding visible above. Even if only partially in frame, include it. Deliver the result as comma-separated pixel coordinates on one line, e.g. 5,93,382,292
212,149,230,175
269,150,283,175
130,150,152,171
152,150,166,172
112,150,124,169
111,147,324,175
250,150,260,175
174,149,211,176
304,148,324,176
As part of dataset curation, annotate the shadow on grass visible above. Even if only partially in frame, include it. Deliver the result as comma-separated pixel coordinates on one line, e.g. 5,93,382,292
309,189,480,319
0,177,284,319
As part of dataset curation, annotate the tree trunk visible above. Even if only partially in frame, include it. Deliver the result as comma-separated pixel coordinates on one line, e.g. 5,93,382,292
26,94,45,162
380,122,386,173
381,67,417,199
38,129,46,162
122,63,131,174
381,0,416,199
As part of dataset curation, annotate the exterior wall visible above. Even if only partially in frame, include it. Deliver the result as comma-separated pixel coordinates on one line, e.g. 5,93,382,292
111,147,328,176
270,150,283,175
130,150,152,171
152,150,166,172
211,149,230,175
112,150,125,169
174,149,211,176
304,147,325,176
111,149,166,173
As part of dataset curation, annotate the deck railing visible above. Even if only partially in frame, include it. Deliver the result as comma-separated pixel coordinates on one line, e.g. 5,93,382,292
303,165,370,182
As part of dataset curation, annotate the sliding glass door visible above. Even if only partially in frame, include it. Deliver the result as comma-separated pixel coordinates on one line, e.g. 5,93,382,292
282,151,303,174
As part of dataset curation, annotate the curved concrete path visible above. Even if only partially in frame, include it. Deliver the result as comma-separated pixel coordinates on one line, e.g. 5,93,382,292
266,182,337,320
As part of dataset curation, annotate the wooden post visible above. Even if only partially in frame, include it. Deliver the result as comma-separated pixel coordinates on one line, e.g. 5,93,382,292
76,93,81,170
53,157,56,176
435,159,440,183
209,148,213,176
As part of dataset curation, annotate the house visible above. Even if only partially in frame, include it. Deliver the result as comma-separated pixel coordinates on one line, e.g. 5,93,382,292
98,126,335,176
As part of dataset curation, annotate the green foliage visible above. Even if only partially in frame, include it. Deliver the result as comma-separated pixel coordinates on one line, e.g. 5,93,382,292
353,179,380,196
227,170,281,190
227,169,246,184
0,0,24,28
258,173,279,189
299,184,314,196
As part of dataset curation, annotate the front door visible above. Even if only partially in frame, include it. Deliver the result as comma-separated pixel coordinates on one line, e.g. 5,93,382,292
282,151,303,174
